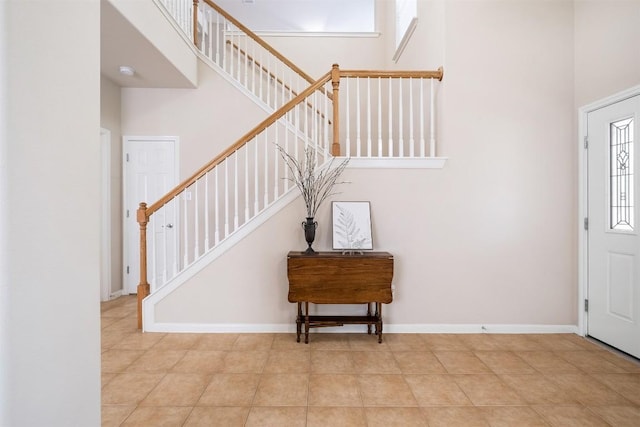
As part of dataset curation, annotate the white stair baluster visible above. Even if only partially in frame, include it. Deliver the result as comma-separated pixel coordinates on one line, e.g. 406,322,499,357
274,124,279,198
183,190,189,267
253,137,259,216
244,145,250,222
259,50,264,102
162,208,167,285
214,168,220,245
388,78,393,156
345,77,351,157
324,89,329,157
221,19,227,71
194,180,199,257
409,77,414,158
430,77,436,157
234,152,239,230
264,130,269,207
204,172,210,251
150,213,157,288
377,77,382,157
224,160,229,237
367,77,372,157
199,8,205,54
208,11,213,60
251,40,256,94
420,78,425,157
398,78,404,157
273,61,278,109
215,11,220,65
244,35,249,87
228,27,234,78
266,55,272,108
356,77,361,157
171,198,178,277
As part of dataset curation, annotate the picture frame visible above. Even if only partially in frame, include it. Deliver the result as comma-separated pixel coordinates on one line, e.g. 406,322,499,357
332,201,373,251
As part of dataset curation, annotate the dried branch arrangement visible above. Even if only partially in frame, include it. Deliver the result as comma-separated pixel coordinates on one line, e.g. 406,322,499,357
276,144,349,218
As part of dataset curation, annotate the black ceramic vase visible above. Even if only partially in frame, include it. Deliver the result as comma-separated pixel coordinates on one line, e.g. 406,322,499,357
302,217,318,254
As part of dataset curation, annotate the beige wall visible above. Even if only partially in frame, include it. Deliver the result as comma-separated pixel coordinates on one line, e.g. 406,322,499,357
101,76,124,296
121,61,268,177
574,0,640,108
1,1,101,425
153,0,583,328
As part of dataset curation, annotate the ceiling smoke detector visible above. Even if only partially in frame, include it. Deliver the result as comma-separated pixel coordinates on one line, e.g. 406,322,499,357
119,65,135,76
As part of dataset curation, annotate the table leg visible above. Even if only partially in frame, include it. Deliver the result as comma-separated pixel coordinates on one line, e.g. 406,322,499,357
367,303,372,335
304,301,310,344
296,302,302,343
376,302,383,344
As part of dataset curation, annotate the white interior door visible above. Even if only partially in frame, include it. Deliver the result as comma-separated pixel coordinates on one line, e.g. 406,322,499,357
587,95,640,358
123,137,178,295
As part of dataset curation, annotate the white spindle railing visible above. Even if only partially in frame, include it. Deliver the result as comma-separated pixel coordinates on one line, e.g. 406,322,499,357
157,0,194,38
338,70,443,158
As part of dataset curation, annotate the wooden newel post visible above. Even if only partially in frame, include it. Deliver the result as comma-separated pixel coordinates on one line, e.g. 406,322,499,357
136,202,150,330
331,63,341,156
193,0,199,49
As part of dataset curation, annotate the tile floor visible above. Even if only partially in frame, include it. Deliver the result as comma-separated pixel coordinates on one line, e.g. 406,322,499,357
101,296,640,426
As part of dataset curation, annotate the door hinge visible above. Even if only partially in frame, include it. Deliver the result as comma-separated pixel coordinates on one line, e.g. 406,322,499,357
126,266,130,274
126,153,130,162
584,299,589,312
584,217,588,230
584,136,588,149
126,209,130,218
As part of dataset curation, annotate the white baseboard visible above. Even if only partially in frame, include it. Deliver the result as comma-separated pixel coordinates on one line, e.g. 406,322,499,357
109,290,123,300
143,322,579,335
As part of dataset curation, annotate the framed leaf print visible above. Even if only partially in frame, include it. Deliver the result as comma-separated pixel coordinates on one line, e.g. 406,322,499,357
332,201,373,250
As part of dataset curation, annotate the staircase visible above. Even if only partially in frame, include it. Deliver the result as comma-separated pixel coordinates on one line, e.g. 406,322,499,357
137,0,444,330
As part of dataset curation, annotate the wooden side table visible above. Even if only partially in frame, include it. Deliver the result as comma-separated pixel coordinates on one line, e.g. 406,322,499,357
286,251,394,343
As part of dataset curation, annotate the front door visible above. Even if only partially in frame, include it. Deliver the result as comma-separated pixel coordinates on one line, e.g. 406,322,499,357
587,94,640,358
123,136,179,295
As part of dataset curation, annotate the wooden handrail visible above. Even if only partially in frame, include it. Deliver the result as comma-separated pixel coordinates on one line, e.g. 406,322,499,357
144,69,333,218
225,40,333,102
201,0,317,87
338,67,444,81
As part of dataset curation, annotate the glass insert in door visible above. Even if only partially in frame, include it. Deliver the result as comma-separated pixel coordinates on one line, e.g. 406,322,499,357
609,117,634,231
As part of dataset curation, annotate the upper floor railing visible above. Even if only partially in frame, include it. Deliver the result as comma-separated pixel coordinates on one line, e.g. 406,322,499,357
157,0,328,112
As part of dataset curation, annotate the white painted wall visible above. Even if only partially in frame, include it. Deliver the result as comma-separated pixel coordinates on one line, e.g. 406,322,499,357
101,76,124,297
0,1,101,426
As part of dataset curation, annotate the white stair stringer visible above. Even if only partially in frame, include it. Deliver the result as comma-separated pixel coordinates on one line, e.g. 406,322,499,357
142,186,300,332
